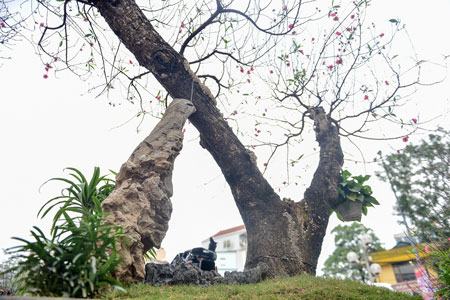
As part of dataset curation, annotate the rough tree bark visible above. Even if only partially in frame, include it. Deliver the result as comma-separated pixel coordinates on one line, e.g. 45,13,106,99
102,99,196,281
92,0,344,281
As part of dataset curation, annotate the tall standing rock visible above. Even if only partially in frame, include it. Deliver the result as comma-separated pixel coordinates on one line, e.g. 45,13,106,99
102,98,196,282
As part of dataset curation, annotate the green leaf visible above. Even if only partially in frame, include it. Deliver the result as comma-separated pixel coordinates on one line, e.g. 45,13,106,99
346,193,358,201
341,170,351,179
348,186,361,193
362,205,368,215
367,196,379,205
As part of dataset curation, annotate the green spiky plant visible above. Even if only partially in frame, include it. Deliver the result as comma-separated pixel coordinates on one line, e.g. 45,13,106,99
6,167,124,298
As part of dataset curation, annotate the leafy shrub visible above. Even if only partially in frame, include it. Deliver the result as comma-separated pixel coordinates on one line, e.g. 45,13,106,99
6,167,123,298
336,170,379,219
430,243,450,298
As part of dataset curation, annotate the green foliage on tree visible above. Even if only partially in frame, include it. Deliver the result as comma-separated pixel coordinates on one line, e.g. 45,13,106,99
377,131,450,242
5,167,124,298
322,222,383,281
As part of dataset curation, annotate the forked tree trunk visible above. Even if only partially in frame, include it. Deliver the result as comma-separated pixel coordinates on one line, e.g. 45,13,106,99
240,107,343,276
92,0,344,281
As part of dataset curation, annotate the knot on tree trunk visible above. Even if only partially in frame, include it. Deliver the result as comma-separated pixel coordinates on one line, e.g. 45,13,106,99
151,50,182,78
102,99,195,282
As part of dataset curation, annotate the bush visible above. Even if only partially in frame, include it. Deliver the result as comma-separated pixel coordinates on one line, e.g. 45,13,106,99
431,243,450,299
5,167,123,298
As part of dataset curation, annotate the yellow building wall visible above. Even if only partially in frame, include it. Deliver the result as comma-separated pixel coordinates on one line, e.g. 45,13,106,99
371,244,435,285
375,261,437,285
376,264,397,284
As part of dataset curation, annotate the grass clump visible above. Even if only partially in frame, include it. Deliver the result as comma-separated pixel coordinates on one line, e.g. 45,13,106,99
105,275,420,300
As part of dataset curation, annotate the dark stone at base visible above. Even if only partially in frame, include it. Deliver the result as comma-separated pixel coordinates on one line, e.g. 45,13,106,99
0,287,13,296
144,261,268,286
145,262,175,285
145,261,223,286
223,263,269,284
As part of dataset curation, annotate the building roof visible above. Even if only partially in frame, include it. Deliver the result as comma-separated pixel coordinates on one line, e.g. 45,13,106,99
393,241,413,248
370,244,429,264
212,225,246,238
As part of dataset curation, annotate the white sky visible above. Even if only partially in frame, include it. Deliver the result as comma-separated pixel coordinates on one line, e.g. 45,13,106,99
0,0,449,274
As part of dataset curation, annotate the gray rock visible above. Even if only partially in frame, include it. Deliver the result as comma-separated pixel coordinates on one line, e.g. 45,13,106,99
223,263,269,284
145,261,223,286
0,287,13,296
144,261,268,286
145,262,174,285
102,99,196,282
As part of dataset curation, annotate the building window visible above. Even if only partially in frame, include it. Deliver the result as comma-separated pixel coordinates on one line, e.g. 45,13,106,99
239,233,247,248
392,261,416,282
223,240,232,249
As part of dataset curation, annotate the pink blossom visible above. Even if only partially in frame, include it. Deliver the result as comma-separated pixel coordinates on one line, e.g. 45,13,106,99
402,136,409,143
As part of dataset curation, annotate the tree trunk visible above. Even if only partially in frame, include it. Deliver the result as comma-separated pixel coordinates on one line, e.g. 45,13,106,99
92,0,344,281
242,107,343,276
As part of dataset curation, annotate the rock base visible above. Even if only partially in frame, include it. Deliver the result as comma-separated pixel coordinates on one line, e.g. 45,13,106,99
145,261,222,286
145,262,268,286
0,287,13,296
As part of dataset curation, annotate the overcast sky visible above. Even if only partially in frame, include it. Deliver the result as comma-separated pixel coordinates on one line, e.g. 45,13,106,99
0,0,449,274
